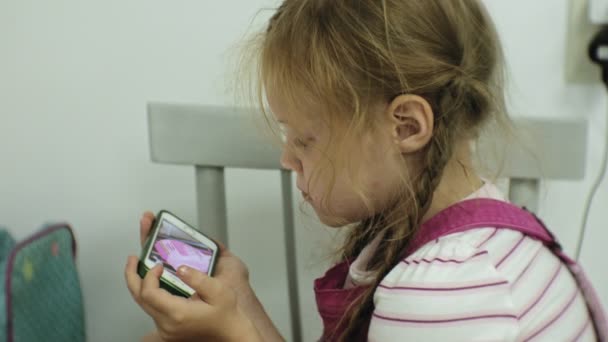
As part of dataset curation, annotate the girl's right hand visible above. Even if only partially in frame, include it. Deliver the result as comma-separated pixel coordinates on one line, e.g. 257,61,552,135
138,211,284,342
139,211,251,296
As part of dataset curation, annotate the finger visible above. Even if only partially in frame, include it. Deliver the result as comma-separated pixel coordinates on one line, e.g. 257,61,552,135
212,238,233,258
143,211,155,220
141,263,163,293
140,213,155,247
177,266,227,306
124,256,162,316
140,330,164,342
214,239,227,253
140,263,188,314
125,256,144,300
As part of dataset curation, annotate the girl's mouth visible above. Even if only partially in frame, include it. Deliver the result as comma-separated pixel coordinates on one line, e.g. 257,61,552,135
302,191,311,201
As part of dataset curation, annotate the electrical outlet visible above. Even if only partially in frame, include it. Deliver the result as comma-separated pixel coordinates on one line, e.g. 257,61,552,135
590,0,608,24
566,0,602,83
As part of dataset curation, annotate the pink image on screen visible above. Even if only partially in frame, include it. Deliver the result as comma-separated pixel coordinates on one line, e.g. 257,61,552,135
154,239,212,273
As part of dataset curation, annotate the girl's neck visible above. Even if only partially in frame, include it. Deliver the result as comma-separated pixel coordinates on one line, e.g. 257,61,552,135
421,143,484,224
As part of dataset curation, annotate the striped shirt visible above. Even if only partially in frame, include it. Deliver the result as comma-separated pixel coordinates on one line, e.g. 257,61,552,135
347,182,596,341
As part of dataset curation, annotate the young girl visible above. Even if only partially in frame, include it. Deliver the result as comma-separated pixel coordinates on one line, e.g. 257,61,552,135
125,1,603,341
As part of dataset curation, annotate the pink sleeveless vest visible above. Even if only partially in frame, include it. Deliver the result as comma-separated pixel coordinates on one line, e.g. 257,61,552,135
314,198,608,341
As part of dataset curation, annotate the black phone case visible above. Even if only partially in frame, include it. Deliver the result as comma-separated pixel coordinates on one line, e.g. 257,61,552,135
137,210,219,298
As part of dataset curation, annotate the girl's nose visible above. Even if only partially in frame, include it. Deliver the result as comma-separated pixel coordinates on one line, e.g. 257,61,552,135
280,148,303,173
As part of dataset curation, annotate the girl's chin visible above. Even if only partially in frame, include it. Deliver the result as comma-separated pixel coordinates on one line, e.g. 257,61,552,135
301,191,312,201
313,209,356,228
301,194,367,227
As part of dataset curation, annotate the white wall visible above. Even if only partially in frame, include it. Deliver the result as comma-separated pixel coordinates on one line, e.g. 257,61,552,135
0,1,606,341
484,0,608,309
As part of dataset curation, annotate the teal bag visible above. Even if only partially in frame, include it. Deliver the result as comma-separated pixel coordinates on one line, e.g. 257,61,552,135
0,224,85,342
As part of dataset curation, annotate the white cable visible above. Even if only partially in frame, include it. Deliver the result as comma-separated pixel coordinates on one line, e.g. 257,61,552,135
576,99,608,260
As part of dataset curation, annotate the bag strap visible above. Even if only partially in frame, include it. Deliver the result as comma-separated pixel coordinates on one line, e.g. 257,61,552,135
405,198,574,264
0,229,16,263
403,198,608,340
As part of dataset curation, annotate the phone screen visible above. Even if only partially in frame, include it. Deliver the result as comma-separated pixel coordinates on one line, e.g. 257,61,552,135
147,218,214,276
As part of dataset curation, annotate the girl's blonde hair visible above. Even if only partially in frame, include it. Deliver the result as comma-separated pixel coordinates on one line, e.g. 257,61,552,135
244,0,512,340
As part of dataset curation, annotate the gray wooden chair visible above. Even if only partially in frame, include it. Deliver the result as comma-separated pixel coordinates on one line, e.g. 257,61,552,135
147,102,587,342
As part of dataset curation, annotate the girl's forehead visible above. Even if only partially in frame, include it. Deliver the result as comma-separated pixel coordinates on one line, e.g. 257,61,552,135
274,112,323,134
267,94,324,130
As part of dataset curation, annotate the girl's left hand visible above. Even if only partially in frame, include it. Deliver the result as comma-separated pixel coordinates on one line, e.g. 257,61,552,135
124,256,261,342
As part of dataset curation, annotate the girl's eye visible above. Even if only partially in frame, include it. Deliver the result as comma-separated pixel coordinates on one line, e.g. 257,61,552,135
293,137,309,149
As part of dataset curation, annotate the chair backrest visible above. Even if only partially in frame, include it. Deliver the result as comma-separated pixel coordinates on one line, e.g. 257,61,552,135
148,103,303,341
147,102,587,342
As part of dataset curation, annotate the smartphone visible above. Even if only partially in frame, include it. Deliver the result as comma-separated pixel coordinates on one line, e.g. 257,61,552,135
137,210,219,298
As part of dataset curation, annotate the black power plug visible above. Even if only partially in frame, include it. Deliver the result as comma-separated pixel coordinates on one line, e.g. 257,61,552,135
589,26,608,86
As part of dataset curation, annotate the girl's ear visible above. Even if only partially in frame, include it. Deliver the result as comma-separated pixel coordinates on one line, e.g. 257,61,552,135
386,94,434,154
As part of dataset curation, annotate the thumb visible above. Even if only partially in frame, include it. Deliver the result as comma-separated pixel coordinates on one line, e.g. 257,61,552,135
177,266,227,305
214,239,229,255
